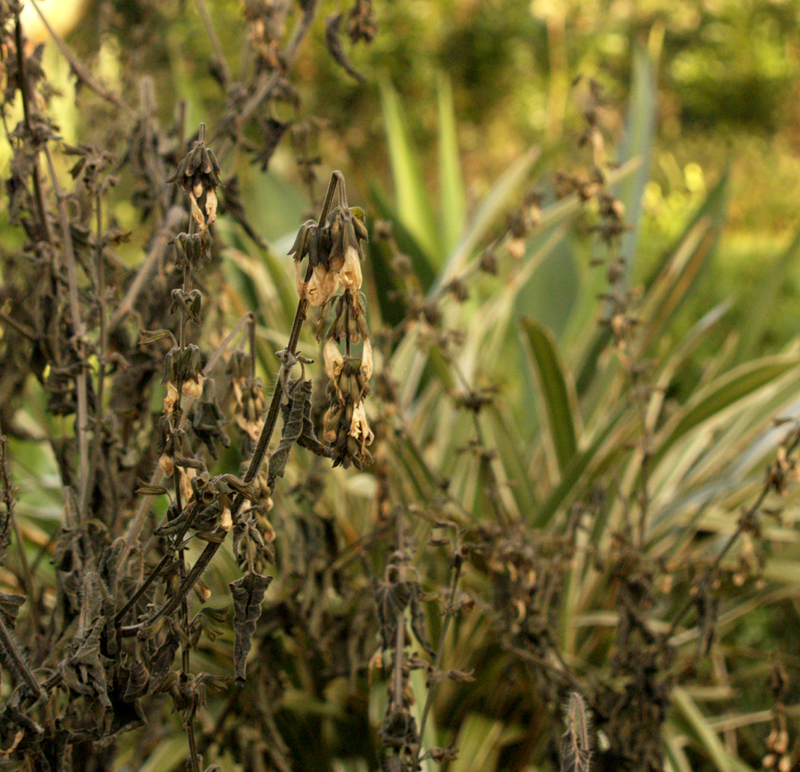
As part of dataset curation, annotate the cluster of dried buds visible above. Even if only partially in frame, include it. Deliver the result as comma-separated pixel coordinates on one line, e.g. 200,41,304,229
162,343,205,414
167,123,221,233
289,201,368,308
289,184,374,468
323,294,374,468
225,350,266,444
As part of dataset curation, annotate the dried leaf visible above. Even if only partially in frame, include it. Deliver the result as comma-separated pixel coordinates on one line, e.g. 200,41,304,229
148,630,180,694
0,593,26,627
325,14,366,83
374,578,413,650
268,380,310,486
229,571,273,683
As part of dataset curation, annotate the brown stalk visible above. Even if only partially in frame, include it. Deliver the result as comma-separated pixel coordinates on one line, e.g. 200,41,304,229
27,0,134,116
118,172,344,637
41,145,91,521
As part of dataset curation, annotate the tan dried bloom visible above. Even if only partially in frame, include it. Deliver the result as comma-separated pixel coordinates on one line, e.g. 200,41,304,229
158,452,174,478
338,244,363,292
182,374,205,398
360,337,373,382
163,381,179,414
179,467,197,503
306,264,339,307
324,338,345,381
349,401,374,449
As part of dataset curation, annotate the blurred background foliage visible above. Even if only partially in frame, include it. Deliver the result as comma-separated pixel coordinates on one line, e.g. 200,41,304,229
22,0,800,354
7,0,800,771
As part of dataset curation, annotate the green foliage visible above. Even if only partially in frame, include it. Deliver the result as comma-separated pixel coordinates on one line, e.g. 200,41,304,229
2,3,800,772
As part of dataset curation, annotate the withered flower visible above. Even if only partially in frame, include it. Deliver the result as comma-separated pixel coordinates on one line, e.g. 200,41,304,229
168,124,221,232
289,202,368,306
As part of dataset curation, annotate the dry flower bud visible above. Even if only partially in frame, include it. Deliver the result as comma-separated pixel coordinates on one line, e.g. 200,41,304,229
349,401,374,448
182,374,205,398
159,452,174,478
307,264,338,307
361,337,373,381
220,505,233,532
324,339,345,380
338,244,363,291
163,382,179,414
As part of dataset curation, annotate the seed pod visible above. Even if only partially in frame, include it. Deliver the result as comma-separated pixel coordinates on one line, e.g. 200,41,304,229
347,310,361,344
356,311,369,341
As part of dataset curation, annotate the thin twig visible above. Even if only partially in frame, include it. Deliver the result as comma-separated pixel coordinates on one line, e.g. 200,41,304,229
414,550,463,766
42,146,91,522
109,206,186,331
667,427,800,640
194,0,232,86
118,173,344,637
27,0,134,116
0,614,43,701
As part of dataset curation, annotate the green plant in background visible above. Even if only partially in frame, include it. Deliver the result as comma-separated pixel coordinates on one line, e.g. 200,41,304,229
3,2,800,772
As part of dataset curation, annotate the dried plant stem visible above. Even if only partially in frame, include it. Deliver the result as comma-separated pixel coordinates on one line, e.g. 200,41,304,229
27,0,134,116
0,436,40,630
118,311,256,577
119,173,343,637
42,146,91,520
195,0,232,85
667,426,800,639
109,206,186,331
12,15,52,245
414,552,463,766
229,0,319,145
0,614,43,701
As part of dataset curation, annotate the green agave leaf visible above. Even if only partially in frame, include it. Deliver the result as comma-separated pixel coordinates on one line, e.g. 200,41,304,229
670,688,755,772
432,146,540,295
520,317,580,477
370,180,438,289
437,72,466,257
738,222,800,360
653,355,800,468
484,404,539,517
380,78,439,261
533,406,626,528
615,44,657,282
447,714,525,772
638,170,728,348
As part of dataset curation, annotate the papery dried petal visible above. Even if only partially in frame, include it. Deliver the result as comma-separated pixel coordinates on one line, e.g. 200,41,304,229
307,264,338,307
182,375,205,397
349,401,374,447
337,244,362,292
361,337,373,381
205,188,218,225
164,382,179,414
324,338,345,381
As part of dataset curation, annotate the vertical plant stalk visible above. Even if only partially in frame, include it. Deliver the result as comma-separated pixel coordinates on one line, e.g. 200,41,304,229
119,311,254,571
12,13,53,247
109,206,186,331
195,0,232,85
0,614,43,701
27,0,133,115
413,549,463,767
119,172,344,637
0,434,40,631
42,147,91,521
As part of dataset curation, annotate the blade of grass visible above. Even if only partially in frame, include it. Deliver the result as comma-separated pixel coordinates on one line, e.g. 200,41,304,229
520,318,580,477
